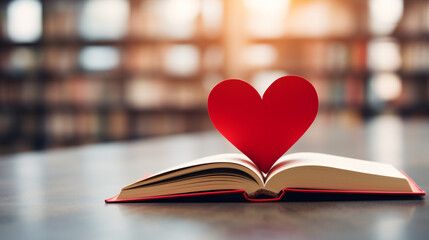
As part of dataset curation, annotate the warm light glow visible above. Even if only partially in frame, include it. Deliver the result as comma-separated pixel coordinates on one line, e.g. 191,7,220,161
126,78,164,109
164,45,199,77
252,70,287,96
285,2,354,37
79,47,120,71
370,73,402,101
286,2,329,37
244,0,290,38
79,0,129,40
161,0,200,23
154,0,200,39
7,0,42,42
243,44,277,67
369,0,403,35
201,0,223,38
368,40,401,71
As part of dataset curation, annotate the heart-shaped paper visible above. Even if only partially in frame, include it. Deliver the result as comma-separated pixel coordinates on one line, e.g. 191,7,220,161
208,76,318,173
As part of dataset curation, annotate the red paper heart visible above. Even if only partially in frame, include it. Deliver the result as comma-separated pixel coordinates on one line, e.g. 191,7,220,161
208,76,318,173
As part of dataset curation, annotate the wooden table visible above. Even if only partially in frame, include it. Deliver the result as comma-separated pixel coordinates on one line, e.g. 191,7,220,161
1,115,428,240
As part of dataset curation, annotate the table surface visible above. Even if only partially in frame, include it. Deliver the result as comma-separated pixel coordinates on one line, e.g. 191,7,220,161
1,115,428,240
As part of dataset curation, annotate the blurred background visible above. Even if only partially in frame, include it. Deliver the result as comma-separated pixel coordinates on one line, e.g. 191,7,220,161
0,0,428,155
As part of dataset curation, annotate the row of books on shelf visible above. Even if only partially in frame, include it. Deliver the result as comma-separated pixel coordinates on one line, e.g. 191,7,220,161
3,41,429,77
0,0,223,42
402,42,429,73
0,44,224,77
3,0,429,43
6,0,429,40
247,40,429,75
259,41,367,74
0,110,212,149
0,76,210,109
2,73,428,112
0,0,360,41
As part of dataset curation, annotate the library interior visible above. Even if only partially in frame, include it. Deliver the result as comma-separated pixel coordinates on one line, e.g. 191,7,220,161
1,0,428,154
1,1,429,240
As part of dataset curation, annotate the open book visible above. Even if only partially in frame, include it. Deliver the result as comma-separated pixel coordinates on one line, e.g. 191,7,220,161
106,152,424,202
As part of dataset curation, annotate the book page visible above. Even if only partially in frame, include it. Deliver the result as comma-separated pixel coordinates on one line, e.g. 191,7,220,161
268,152,406,180
124,153,264,189
265,152,412,193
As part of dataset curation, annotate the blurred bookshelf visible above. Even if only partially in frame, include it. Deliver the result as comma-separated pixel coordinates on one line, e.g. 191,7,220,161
0,0,429,154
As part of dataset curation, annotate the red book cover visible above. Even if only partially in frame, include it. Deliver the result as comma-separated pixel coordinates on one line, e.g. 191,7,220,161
105,171,425,203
